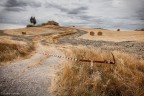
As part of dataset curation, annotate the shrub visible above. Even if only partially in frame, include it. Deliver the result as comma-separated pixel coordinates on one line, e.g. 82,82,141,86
27,24,34,27
42,23,47,26
97,31,103,36
22,32,26,35
135,28,144,31
117,29,120,31
90,31,95,36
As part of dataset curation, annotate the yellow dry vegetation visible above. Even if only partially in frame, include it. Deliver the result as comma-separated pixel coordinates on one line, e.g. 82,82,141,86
51,45,144,96
4,27,63,36
0,38,34,65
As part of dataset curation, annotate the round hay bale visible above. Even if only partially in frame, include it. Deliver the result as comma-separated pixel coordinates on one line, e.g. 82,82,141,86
22,32,26,35
90,31,95,36
97,31,102,36
117,29,120,31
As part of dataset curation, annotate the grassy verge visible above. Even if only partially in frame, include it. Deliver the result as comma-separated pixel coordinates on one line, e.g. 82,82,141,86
51,45,144,96
0,40,35,65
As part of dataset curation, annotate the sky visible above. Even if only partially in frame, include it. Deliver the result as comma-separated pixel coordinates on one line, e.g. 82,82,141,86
0,0,144,30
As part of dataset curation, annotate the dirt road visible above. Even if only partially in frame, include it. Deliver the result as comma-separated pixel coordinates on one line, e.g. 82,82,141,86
0,43,65,96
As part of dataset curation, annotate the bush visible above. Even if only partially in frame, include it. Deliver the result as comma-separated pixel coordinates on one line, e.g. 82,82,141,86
135,28,144,31
27,24,34,27
97,31,103,36
22,32,26,35
90,31,95,36
117,29,120,31
42,23,47,26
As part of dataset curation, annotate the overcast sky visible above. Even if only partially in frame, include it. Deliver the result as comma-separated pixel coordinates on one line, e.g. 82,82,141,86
0,0,144,30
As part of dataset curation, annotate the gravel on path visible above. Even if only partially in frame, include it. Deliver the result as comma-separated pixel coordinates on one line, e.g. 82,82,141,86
0,43,66,96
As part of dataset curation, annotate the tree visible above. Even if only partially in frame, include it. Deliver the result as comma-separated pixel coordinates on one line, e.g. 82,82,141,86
30,17,33,24
30,16,37,25
33,17,36,25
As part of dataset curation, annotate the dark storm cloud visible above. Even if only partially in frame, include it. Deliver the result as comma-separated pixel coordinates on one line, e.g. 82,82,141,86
2,0,41,12
45,2,88,15
5,0,27,7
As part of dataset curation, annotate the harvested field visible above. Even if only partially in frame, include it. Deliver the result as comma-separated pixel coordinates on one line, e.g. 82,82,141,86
77,28,144,42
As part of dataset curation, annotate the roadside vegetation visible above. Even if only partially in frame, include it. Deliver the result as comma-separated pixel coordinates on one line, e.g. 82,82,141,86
51,45,144,96
135,28,144,31
0,39,35,65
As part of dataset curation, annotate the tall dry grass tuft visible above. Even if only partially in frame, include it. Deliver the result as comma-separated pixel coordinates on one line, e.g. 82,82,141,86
0,39,35,65
50,45,144,96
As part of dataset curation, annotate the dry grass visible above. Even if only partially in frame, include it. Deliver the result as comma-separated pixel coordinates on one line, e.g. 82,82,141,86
0,39,35,65
30,28,77,45
53,31,76,39
50,45,144,96
4,27,61,36
32,30,77,44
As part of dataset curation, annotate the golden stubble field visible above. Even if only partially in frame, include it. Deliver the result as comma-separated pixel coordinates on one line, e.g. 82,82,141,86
77,28,144,42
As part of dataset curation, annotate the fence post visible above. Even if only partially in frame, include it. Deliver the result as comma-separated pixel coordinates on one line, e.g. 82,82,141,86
90,60,93,70
90,60,94,75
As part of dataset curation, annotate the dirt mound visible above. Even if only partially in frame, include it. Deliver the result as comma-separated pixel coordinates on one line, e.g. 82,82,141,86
47,21,59,26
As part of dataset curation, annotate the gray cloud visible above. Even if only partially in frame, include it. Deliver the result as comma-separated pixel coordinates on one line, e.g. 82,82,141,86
137,7,144,20
124,0,144,21
68,6,88,15
5,7,26,12
45,2,88,15
78,15,93,21
0,0,144,30
45,3,68,12
2,0,41,12
5,0,27,7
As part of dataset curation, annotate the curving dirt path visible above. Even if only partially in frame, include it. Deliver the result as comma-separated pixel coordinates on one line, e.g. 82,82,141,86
0,43,66,96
